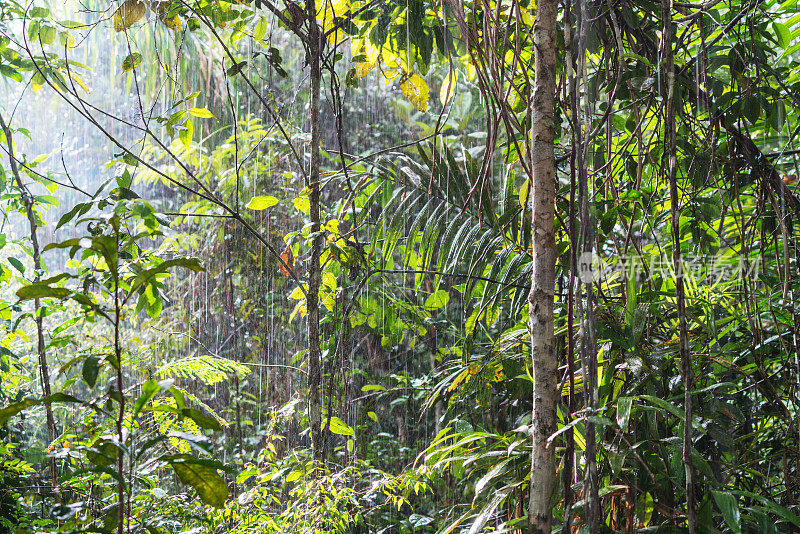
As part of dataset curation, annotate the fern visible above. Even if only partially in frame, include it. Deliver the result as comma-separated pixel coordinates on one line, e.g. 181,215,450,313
360,144,533,327
157,355,250,385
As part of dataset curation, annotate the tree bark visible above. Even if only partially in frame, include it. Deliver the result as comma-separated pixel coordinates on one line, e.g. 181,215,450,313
662,1,698,531
527,0,558,531
576,0,600,526
305,0,324,461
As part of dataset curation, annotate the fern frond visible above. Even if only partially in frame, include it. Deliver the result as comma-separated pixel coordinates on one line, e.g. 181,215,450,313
157,355,250,385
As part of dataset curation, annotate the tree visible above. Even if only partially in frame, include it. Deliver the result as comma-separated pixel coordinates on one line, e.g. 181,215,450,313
527,0,558,531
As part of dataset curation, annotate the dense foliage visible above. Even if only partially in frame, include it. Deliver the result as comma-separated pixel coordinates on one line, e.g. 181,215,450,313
2,0,800,532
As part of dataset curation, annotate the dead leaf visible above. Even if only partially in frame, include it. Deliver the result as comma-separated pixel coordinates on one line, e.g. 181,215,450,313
279,246,294,277
113,0,147,32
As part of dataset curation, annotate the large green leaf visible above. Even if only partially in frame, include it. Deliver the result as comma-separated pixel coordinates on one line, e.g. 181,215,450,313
164,455,229,508
711,490,741,534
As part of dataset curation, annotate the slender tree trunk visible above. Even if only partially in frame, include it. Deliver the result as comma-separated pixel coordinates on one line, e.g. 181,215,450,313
662,2,698,531
576,0,600,527
527,0,558,531
563,4,577,530
0,114,59,500
305,0,324,460
112,230,126,534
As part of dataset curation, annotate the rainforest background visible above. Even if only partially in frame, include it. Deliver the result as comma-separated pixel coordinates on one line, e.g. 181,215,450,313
0,0,799,532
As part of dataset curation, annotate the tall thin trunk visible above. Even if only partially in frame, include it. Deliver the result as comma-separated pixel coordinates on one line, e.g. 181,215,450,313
527,0,558,531
305,0,324,460
112,230,125,534
563,3,577,531
0,114,58,500
576,0,600,527
662,1,698,531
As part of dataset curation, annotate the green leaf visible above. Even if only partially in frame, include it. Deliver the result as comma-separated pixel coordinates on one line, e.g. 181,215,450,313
39,25,56,45
518,179,530,209
0,393,84,425
7,257,24,275
134,380,167,418
327,416,354,436
82,356,100,387
122,52,142,73
774,21,790,49
87,438,118,467
181,408,221,430
616,397,632,431
246,196,279,210
179,117,193,149
35,195,59,206
0,65,22,83
57,203,90,229
16,283,72,300
711,490,741,534
424,289,449,310
635,492,654,526
165,455,229,508
226,61,247,76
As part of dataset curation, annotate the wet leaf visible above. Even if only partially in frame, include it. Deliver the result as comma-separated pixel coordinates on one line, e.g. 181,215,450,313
424,289,449,310
439,69,457,104
164,455,229,508
355,61,376,79
326,416,354,436
401,73,429,112
16,283,72,300
711,491,741,534
82,355,100,387
279,246,294,277
113,0,147,32
188,107,214,119
151,1,181,30
616,397,632,431
246,196,278,210
179,117,193,148
122,52,142,73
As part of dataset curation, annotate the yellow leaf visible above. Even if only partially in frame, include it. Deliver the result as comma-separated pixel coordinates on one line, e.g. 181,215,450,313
325,219,340,234
289,285,306,300
161,14,181,30
188,107,214,118
439,69,457,105
400,73,429,112
355,61,376,79
322,271,337,291
294,196,310,215
384,69,399,86
246,195,278,210
113,0,146,32
321,292,336,311
68,71,91,94
363,40,379,63
520,7,534,26
290,300,307,320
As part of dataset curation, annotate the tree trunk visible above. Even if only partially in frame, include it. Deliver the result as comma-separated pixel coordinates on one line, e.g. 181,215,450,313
305,0,324,461
576,0,600,526
0,114,59,501
527,0,558,531
662,1,698,531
